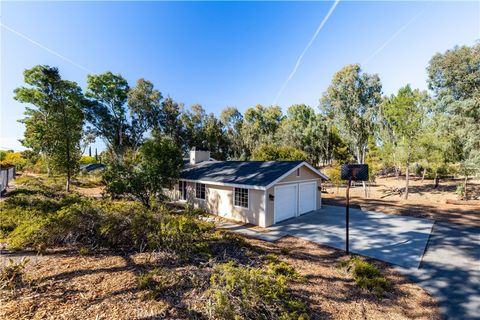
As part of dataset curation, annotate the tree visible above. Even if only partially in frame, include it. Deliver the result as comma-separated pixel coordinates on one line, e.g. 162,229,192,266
320,64,382,196
159,97,184,146
251,144,307,161
85,72,132,161
14,65,85,191
128,78,163,138
242,105,283,156
427,44,480,198
103,137,183,207
380,85,428,199
220,107,244,159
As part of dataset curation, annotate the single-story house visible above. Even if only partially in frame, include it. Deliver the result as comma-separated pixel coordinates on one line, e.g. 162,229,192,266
169,149,329,228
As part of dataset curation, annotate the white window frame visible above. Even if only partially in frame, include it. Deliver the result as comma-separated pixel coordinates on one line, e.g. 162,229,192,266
234,187,249,209
178,180,187,201
195,183,206,200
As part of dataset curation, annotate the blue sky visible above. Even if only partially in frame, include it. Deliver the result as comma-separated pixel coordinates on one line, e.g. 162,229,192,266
1,1,479,152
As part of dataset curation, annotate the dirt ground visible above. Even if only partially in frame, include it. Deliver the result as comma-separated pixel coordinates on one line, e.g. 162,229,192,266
323,177,480,227
0,236,440,320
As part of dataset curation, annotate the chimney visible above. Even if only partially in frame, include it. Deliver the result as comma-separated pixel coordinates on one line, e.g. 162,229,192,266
190,147,210,165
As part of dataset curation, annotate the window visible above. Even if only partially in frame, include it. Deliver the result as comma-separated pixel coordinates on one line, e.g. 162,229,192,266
296,168,300,177
234,188,249,208
178,181,187,200
195,183,206,200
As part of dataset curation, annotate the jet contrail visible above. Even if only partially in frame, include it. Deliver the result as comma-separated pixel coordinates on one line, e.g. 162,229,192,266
273,0,340,105
362,2,433,66
1,22,94,73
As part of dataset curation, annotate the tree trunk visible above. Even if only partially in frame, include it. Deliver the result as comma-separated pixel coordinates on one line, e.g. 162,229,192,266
434,172,439,188
404,163,410,200
421,168,426,183
464,175,468,201
65,177,70,192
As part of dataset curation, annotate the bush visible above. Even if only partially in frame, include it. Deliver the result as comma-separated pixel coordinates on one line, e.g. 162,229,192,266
1,180,215,256
137,268,179,300
0,258,29,291
205,261,308,320
341,257,390,297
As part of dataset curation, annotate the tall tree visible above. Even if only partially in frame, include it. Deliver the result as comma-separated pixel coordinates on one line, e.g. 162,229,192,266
159,97,184,146
320,64,382,196
380,85,428,199
128,78,163,137
15,65,85,191
85,72,132,161
242,105,283,156
427,44,480,198
320,64,382,164
220,107,244,159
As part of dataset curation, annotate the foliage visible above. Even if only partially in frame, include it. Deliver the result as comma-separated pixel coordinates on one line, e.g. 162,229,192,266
85,72,132,160
340,256,390,297
252,144,307,161
0,258,30,291
103,137,183,207
427,44,480,176
320,64,382,164
14,65,85,191
205,261,309,320
79,156,98,165
0,178,214,256
379,85,429,198
0,152,28,171
323,162,342,191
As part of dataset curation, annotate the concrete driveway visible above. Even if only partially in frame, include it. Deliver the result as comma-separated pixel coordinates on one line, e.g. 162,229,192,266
396,222,480,320
269,205,434,268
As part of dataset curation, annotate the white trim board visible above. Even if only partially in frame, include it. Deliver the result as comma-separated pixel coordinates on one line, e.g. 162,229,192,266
264,162,329,190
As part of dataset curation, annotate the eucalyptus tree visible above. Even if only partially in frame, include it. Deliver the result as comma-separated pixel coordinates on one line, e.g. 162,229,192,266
320,64,382,196
427,44,480,198
380,85,429,199
15,65,85,191
220,107,244,159
85,72,132,161
242,104,283,157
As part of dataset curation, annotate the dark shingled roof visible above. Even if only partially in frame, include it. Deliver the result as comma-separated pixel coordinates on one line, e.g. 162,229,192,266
180,160,305,187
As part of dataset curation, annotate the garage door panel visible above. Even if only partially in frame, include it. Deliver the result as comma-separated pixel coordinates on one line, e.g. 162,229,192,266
274,185,297,223
299,182,316,215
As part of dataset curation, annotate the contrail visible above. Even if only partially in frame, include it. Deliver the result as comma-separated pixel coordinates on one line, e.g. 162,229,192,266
273,0,340,105
1,22,94,73
362,2,433,66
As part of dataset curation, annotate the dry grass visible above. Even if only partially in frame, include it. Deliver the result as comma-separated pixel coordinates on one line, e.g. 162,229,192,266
0,236,440,320
324,176,480,227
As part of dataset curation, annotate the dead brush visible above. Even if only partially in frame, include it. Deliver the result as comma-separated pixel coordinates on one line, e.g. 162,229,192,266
0,257,30,291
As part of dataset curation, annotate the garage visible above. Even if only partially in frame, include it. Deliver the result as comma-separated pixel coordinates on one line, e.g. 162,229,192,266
274,184,297,223
298,181,317,214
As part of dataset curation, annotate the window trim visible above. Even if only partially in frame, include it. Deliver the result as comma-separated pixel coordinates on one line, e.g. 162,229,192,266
178,180,187,201
195,183,206,200
233,187,249,209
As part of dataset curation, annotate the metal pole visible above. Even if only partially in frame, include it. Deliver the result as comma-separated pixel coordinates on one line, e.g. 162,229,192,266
346,178,351,254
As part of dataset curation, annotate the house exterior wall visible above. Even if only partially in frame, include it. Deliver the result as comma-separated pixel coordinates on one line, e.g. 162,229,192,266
264,165,322,227
170,182,266,227
170,165,323,228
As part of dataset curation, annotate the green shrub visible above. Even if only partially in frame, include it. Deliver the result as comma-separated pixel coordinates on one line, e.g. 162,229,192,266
0,258,29,290
205,261,308,320
341,257,390,297
137,268,179,300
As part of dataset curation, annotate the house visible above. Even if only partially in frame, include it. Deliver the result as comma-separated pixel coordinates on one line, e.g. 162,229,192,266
170,148,329,228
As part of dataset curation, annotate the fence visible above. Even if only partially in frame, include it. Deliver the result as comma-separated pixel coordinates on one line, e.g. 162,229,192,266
0,166,16,195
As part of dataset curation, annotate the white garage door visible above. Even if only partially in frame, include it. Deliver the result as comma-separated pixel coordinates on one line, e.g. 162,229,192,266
298,182,316,215
274,184,297,223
